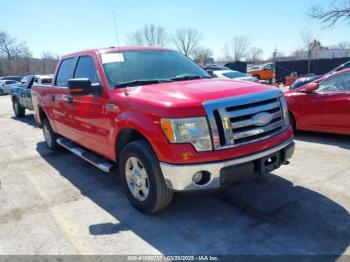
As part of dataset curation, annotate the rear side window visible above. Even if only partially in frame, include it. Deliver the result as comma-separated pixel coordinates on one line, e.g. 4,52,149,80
74,56,100,83
56,58,74,87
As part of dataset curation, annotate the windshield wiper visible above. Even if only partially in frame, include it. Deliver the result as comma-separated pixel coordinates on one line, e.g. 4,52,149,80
170,74,211,81
113,79,171,88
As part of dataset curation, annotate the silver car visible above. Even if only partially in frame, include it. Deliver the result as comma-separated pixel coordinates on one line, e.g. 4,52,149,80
0,80,20,95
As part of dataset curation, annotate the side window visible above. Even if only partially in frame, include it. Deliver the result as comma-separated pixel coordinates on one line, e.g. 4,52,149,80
74,56,100,83
318,75,342,92
55,58,74,87
333,72,350,92
264,64,273,70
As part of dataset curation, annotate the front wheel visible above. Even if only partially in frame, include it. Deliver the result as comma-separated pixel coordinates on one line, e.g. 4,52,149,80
119,140,174,214
13,99,25,117
253,75,260,80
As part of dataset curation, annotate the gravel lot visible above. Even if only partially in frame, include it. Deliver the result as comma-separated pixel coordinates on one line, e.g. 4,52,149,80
0,95,349,257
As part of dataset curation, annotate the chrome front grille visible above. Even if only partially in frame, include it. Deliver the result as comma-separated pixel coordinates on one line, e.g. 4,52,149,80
203,90,288,150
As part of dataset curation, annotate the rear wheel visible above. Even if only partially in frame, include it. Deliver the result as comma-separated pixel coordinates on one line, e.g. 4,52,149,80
13,99,25,117
42,118,59,150
119,140,174,214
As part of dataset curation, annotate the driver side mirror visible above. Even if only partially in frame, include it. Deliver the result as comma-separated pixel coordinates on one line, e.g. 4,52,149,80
68,78,93,96
299,82,319,93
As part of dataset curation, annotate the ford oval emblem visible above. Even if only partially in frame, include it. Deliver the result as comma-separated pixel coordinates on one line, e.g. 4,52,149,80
252,112,273,126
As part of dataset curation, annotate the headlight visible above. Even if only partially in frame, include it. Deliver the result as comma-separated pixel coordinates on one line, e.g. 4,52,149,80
279,95,289,126
161,117,212,152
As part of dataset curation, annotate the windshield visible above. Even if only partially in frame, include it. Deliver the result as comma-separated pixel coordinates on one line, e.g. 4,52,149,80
223,71,249,78
101,50,209,87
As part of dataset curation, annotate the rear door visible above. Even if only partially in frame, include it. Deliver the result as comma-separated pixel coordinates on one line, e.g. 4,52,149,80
319,72,350,134
50,57,77,139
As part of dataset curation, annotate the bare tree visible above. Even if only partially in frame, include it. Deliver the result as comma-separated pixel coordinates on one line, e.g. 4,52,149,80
41,51,60,60
246,47,263,62
0,31,31,60
291,31,322,59
308,0,350,26
143,24,167,46
223,36,251,62
222,43,233,62
127,24,168,47
172,28,202,57
193,47,213,66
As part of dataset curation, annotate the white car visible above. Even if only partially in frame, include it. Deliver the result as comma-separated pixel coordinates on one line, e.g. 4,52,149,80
213,70,258,82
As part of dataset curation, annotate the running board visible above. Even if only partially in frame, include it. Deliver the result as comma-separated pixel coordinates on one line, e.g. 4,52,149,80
56,138,115,173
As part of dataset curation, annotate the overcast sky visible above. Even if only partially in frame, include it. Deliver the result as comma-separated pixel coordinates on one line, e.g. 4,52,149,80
2,0,349,59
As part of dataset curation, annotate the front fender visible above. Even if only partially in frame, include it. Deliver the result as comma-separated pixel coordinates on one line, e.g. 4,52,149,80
110,110,168,160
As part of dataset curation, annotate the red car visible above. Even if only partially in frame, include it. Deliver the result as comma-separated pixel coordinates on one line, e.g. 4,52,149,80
284,69,350,135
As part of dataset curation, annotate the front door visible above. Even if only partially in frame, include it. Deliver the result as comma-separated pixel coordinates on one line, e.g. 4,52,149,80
318,71,350,134
65,55,110,156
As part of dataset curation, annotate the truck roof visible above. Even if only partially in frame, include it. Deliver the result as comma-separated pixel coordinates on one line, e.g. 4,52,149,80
61,46,174,59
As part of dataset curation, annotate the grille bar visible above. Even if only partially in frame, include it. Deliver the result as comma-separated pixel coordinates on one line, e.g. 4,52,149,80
232,120,283,140
226,101,280,118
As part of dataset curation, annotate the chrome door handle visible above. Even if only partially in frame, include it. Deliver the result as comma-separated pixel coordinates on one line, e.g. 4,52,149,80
66,97,73,105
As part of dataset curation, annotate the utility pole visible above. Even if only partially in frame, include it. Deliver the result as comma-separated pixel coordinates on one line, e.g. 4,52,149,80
272,47,277,85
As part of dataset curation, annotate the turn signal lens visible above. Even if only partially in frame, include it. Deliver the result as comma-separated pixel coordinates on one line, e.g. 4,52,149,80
161,119,175,142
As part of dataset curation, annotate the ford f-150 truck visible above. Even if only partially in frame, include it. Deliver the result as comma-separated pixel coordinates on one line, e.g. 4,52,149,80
32,47,294,214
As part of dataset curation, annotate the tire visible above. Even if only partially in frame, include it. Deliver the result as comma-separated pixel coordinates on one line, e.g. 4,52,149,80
13,99,25,117
42,118,60,150
289,113,296,133
0,89,4,96
119,140,174,214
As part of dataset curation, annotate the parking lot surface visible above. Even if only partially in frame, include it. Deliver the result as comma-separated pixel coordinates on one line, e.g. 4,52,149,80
0,95,349,257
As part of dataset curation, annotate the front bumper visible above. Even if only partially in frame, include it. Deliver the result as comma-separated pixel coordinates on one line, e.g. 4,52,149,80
160,139,294,191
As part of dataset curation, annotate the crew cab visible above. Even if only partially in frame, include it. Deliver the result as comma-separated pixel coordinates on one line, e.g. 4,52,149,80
285,69,350,135
32,47,294,214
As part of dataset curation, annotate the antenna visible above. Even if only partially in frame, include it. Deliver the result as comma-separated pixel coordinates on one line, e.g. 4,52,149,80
112,10,127,95
112,10,120,47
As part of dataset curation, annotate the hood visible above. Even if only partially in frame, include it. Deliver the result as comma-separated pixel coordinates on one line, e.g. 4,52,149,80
112,79,279,117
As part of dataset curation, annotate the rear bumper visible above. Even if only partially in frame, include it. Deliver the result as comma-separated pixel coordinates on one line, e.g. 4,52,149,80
160,138,294,191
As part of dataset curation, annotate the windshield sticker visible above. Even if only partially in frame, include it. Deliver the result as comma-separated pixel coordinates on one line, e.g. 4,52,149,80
101,53,124,64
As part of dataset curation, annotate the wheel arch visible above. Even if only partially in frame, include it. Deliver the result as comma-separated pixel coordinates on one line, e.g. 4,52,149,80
289,110,297,130
115,128,154,161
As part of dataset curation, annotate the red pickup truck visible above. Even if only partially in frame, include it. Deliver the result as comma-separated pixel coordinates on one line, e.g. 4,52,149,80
32,47,294,214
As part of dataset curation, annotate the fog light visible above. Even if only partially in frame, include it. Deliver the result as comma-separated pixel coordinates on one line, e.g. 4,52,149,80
192,171,211,186
193,172,203,184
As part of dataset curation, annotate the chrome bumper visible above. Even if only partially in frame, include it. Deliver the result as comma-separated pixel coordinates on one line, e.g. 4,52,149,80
160,139,294,191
